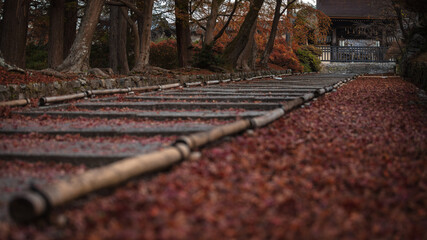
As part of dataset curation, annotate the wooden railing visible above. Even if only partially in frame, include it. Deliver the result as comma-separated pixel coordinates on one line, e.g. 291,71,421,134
317,46,394,62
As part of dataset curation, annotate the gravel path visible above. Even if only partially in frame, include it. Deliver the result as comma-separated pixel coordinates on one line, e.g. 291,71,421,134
0,76,426,239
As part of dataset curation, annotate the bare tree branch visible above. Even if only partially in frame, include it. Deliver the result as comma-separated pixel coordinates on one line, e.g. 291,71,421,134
105,0,125,6
117,0,143,16
213,0,241,43
191,17,207,31
280,0,297,16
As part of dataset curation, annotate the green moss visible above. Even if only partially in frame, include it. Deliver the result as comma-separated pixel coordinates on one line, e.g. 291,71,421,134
296,45,322,72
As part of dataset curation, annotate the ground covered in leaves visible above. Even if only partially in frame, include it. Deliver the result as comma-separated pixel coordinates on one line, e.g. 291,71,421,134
0,76,426,239
0,67,76,85
0,66,220,85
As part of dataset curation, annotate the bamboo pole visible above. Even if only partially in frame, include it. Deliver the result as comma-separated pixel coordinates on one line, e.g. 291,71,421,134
39,93,88,106
0,98,30,107
250,108,285,128
282,98,304,112
159,83,180,90
88,88,130,95
205,80,220,85
184,82,202,87
131,85,160,92
302,93,315,101
325,86,334,92
176,119,251,149
9,143,190,223
316,88,326,95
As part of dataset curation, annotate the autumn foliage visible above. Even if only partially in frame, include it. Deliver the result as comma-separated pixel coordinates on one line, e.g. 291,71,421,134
149,39,179,69
293,5,331,45
0,66,75,85
268,40,303,72
0,76,425,238
211,1,328,72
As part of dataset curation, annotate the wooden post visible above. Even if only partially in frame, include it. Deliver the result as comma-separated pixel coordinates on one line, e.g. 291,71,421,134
331,28,337,61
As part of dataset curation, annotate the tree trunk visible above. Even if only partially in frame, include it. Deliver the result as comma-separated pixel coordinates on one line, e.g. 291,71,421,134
120,8,140,66
259,0,296,68
57,0,106,73
175,0,192,67
109,6,119,72
259,0,282,68
213,0,240,43
237,21,257,70
204,0,224,46
132,0,154,72
48,0,65,69
0,0,30,68
109,6,129,74
63,0,77,57
223,0,265,69
285,0,295,46
117,6,129,74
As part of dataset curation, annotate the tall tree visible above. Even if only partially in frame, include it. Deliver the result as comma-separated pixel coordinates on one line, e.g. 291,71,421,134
223,0,265,68
204,0,225,46
133,0,154,72
236,20,257,70
57,0,106,73
111,0,154,72
63,0,78,57
48,0,65,68
212,0,241,43
0,0,31,68
175,0,192,67
259,0,296,68
109,5,129,74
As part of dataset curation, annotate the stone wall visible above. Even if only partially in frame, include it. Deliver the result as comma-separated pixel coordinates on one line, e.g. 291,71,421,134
0,70,290,101
320,62,396,75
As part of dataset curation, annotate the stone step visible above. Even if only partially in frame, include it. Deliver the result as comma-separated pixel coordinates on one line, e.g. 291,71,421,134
14,110,268,120
0,125,214,137
152,92,302,97
179,87,320,92
125,96,291,102
73,102,282,111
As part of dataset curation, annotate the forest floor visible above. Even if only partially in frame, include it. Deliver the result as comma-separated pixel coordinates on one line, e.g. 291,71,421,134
0,63,288,85
0,75,425,239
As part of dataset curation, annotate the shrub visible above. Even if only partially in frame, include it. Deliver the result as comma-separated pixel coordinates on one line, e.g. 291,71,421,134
193,44,224,70
149,39,178,69
269,44,303,73
26,43,48,70
300,45,322,57
296,45,321,72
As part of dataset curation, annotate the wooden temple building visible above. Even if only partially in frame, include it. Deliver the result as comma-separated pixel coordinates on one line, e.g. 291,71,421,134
316,0,394,62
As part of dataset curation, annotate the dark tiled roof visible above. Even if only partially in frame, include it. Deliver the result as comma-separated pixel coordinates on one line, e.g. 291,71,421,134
317,0,385,19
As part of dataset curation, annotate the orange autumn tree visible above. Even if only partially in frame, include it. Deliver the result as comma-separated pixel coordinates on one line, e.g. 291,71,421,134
213,0,250,52
193,0,329,72
293,4,331,45
255,0,302,71
213,0,300,71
